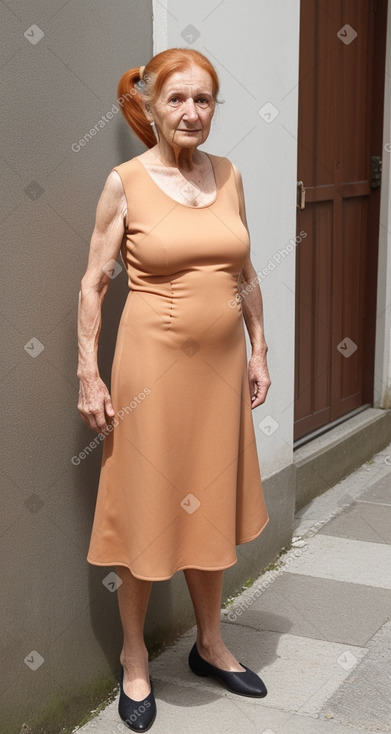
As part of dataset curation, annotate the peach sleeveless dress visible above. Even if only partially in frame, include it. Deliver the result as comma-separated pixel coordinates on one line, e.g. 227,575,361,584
87,154,269,580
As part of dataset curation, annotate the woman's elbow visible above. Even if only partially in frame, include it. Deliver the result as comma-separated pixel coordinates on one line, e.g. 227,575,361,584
80,271,109,299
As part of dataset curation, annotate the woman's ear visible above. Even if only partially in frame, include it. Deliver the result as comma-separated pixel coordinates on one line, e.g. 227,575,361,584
143,103,154,122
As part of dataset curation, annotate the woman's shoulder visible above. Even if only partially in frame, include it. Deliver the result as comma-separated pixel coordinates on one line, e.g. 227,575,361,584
205,152,240,177
111,157,142,175
204,152,231,166
108,157,145,193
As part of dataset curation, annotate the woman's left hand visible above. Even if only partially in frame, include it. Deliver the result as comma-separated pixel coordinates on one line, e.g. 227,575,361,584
248,353,271,408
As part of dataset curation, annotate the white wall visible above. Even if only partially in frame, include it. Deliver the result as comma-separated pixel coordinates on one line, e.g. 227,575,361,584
153,0,301,477
375,2,391,409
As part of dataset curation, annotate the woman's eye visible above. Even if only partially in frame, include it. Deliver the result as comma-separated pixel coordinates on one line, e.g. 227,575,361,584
168,96,210,106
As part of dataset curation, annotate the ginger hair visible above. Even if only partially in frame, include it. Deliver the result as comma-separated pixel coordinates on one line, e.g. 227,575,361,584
117,48,220,148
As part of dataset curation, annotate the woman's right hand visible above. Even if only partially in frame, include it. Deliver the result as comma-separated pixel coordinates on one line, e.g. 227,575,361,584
78,376,115,433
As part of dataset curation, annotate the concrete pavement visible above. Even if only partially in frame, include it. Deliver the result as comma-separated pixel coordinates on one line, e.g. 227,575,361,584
74,443,391,734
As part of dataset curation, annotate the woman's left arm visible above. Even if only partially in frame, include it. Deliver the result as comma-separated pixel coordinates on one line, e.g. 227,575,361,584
233,163,271,408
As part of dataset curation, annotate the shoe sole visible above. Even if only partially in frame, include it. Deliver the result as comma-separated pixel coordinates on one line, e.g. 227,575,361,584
190,667,268,698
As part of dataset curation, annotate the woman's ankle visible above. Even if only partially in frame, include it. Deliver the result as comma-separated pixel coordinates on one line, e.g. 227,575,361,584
120,645,148,670
196,630,223,651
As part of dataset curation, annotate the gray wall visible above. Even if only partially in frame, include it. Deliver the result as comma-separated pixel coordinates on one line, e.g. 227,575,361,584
0,2,152,732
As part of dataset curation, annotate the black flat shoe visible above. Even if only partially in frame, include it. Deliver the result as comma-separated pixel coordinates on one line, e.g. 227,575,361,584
118,667,157,732
188,643,267,698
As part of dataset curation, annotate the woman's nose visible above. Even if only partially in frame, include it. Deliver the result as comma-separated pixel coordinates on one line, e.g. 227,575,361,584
183,99,198,121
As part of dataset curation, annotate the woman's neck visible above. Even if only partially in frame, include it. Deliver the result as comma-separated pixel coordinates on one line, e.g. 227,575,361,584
152,141,201,171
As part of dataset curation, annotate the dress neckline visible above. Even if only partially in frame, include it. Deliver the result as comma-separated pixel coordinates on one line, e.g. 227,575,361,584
134,153,218,209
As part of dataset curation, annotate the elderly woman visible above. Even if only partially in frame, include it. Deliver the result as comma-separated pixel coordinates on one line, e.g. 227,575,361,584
77,48,270,732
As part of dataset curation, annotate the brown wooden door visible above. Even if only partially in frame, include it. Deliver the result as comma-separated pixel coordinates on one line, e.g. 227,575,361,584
294,0,388,443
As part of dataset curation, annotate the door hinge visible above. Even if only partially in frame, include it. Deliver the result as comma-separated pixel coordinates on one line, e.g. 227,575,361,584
370,155,382,189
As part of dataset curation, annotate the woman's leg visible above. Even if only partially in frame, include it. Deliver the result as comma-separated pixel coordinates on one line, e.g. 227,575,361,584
183,569,245,672
116,566,153,700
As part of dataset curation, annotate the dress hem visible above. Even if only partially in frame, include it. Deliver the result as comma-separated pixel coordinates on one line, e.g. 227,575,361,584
86,517,269,582
86,555,238,582
236,515,269,545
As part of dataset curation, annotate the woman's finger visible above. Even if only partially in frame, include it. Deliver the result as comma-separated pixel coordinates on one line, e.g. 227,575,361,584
104,395,115,418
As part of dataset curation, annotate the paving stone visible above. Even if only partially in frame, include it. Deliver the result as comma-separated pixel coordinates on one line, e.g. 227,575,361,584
223,573,391,647
284,535,391,589
358,474,391,505
293,455,390,538
320,620,391,732
319,501,391,544
73,681,385,734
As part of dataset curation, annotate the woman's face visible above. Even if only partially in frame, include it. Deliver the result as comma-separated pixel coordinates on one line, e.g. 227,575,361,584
148,66,215,149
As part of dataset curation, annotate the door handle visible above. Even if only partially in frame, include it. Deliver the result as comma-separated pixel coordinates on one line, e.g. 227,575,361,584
297,180,306,210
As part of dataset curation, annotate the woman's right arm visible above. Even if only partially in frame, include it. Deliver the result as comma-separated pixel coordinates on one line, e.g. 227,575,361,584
77,170,127,432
